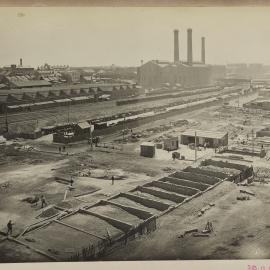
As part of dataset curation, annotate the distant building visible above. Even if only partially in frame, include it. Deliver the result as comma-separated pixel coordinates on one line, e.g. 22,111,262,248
2,59,35,76
61,70,81,83
138,29,215,89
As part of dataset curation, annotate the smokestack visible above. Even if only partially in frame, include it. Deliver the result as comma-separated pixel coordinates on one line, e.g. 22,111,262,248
174,29,179,63
20,58,22,66
201,37,205,64
187,28,193,65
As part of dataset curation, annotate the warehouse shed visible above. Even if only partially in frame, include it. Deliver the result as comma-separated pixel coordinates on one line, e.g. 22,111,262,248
180,130,228,148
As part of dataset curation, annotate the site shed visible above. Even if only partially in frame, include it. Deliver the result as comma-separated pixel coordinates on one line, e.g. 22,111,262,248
163,137,179,151
140,142,155,158
180,130,228,148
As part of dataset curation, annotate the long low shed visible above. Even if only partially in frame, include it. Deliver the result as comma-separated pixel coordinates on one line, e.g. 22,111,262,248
180,130,228,148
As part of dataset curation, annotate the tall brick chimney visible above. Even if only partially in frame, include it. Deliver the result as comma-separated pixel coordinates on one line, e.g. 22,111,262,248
201,37,205,64
174,29,179,63
187,28,193,65
20,58,22,66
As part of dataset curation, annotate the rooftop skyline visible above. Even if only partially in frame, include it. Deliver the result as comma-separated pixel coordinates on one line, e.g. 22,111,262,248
1,7,270,67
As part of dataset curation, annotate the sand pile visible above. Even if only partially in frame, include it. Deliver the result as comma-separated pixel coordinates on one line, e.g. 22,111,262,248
38,207,59,218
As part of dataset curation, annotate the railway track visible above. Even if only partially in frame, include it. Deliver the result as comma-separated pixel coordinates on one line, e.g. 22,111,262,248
0,85,248,132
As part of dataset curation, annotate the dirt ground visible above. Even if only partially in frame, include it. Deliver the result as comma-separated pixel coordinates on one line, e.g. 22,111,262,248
1,88,270,261
103,180,270,260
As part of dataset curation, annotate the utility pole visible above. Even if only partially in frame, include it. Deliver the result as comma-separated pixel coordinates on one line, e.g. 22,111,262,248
251,129,254,155
89,122,93,150
67,102,70,124
5,104,8,133
195,131,197,162
122,117,126,143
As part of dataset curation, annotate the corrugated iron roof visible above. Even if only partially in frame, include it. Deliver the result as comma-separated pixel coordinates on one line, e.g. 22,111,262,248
77,121,91,129
181,130,228,140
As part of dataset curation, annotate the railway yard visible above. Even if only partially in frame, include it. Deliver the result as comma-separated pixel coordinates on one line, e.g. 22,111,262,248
1,84,270,262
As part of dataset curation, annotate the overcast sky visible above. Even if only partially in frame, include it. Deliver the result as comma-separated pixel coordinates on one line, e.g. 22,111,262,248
1,7,270,67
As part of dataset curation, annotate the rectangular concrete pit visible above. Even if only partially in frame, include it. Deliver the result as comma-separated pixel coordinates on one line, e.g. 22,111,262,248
150,180,199,196
201,160,254,180
198,165,240,177
131,190,176,206
141,185,187,202
170,171,220,186
159,177,209,191
110,196,161,215
21,221,101,260
106,200,153,220
201,159,248,171
0,239,52,263
136,186,185,203
122,192,171,211
184,166,228,179
88,204,143,226
60,212,123,239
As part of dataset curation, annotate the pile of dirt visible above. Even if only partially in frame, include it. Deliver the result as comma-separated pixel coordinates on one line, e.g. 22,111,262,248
78,168,127,180
38,207,59,218
0,181,12,192
56,201,73,209
21,195,39,205
255,167,270,179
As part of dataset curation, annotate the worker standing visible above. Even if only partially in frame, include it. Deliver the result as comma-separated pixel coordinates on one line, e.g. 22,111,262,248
7,220,14,236
41,195,48,208
70,177,74,187
111,175,115,185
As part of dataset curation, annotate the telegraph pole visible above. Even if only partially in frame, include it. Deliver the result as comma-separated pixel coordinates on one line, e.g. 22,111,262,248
5,104,8,133
122,117,126,143
67,102,70,123
195,131,197,162
251,129,254,155
89,122,93,150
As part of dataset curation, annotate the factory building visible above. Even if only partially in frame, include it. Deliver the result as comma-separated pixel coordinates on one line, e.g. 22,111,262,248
138,29,213,88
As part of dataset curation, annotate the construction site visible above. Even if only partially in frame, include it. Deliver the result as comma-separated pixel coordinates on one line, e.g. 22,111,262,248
1,17,270,263
1,75,270,261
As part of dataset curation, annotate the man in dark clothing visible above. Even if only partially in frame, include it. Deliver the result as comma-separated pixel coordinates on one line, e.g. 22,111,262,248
111,175,115,185
41,195,48,208
70,177,74,187
7,220,14,236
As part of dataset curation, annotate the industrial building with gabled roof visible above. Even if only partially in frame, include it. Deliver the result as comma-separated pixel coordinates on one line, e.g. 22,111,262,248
137,29,224,88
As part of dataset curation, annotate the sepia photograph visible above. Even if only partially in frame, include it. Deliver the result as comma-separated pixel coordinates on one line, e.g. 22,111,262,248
0,3,270,267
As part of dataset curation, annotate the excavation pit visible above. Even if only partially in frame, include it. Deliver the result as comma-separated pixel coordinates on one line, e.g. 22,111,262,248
0,239,52,263
89,204,143,225
170,171,220,185
60,212,123,239
159,177,209,191
131,190,177,205
21,221,102,260
110,196,161,215
144,186,188,200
